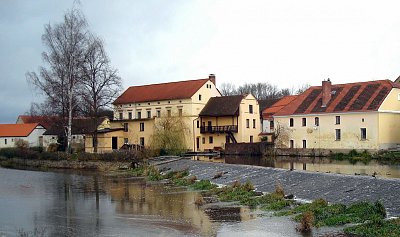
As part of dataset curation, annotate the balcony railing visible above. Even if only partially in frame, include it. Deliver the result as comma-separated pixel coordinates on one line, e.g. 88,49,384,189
200,125,238,134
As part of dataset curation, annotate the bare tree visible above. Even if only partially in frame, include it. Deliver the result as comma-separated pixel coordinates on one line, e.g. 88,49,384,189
219,82,237,96
80,35,122,152
26,8,89,152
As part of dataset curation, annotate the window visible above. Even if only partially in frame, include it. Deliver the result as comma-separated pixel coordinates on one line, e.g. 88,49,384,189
289,140,294,148
202,137,205,144
4,139,7,145
167,109,171,117
140,137,145,146
289,118,294,127
246,119,250,128
157,110,161,118
335,129,341,141
253,119,256,128
270,121,274,129
361,128,367,140
124,138,128,144
140,122,144,132
128,112,132,120
147,111,151,118
302,140,307,148
137,111,142,119
119,112,123,120
209,136,213,144
335,116,340,125
250,136,253,143
314,117,319,126
249,105,253,114
302,118,307,126
197,120,200,128
199,94,202,101
123,123,128,132
178,108,183,117
72,136,76,140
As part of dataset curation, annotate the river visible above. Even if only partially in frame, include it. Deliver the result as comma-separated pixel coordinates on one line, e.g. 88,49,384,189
0,167,341,237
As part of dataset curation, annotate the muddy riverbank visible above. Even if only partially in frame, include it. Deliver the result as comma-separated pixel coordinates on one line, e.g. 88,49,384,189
158,158,400,217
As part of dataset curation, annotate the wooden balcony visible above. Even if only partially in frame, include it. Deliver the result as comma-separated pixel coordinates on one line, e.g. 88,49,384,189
200,125,238,134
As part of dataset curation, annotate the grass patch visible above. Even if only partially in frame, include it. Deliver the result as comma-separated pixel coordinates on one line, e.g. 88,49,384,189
278,199,386,228
190,180,217,190
344,218,400,237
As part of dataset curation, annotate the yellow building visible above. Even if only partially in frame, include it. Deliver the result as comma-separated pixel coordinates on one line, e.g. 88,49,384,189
273,79,400,152
196,94,260,151
86,75,221,152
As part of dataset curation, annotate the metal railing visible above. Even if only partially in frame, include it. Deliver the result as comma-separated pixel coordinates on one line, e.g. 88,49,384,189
200,125,238,134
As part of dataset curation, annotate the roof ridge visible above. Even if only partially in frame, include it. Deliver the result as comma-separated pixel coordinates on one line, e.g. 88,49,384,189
126,78,209,89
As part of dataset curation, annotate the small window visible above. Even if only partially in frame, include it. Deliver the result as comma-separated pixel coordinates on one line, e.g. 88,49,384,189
398,93,400,101
270,121,274,129
72,136,76,140
362,118,364,122
119,112,123,120
250,136,253,143
167,109,171,117
289,118,294,127
335,129,341,141
128,112,132,120
314,117,319,126
148,103,150,105
140,122,144,132
335,116,340,125
249,105,253,114
253,119,256,129
157,110,161,118
202,137,205,144
246,119,250,128
289,140,294,148
302,140,307,148
137,111,142,119
197,120,200,128
147,110,151,118
302,118,306,127
124,123,128,132
199,94,202,101
361,128,367,140
178,108,183,117
140,137,145,146
4,139,7,145
124,138,128,144
209,136,213,144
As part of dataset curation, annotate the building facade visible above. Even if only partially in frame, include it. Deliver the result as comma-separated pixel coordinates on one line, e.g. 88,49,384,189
273,79,400,151
0,123,46,148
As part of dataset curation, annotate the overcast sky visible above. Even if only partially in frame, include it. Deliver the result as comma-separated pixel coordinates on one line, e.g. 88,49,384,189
1,0,400,123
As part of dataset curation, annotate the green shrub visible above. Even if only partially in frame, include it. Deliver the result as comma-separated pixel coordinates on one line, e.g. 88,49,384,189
190,180,217,190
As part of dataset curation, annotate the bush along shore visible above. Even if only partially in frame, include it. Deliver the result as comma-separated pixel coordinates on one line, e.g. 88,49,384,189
329,149,400,165
130,164,400,237
0,147,145,171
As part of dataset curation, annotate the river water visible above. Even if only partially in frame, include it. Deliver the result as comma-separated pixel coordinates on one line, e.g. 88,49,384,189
192,156,400,179
0,167,340,237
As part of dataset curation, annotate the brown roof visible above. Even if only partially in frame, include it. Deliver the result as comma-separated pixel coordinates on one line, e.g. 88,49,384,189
43,117,106,136
275,80,399,116
262,95,298,119
17,115,55,128
199,95,244,117
113,78,211,104
258,98,280,114
0,123,43,137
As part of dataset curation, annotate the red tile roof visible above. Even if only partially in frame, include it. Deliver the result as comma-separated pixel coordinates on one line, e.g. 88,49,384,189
262,95,297,119
0,123,43,137
113,78,212,104
274,80,399,116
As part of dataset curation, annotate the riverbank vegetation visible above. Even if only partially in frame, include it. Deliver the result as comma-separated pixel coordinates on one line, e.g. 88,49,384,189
132,165,399,237
329,149,400,165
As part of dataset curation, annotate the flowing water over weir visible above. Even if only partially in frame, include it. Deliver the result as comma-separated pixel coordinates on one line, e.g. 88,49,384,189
0,167,341,237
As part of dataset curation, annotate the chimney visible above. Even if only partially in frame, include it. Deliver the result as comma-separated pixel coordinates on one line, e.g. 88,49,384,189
322,78,332,107
209,74,216,85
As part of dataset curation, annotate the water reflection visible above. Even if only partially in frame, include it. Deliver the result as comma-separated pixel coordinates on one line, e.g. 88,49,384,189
192,155,400,178
0,167,262,237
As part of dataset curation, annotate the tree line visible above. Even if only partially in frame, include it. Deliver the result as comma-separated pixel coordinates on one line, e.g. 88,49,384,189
219,82,310,100
26,7,122,153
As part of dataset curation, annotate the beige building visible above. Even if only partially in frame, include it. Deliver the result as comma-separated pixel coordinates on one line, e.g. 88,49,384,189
197,94,260,151
85,75,221,152
273,79,400,151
